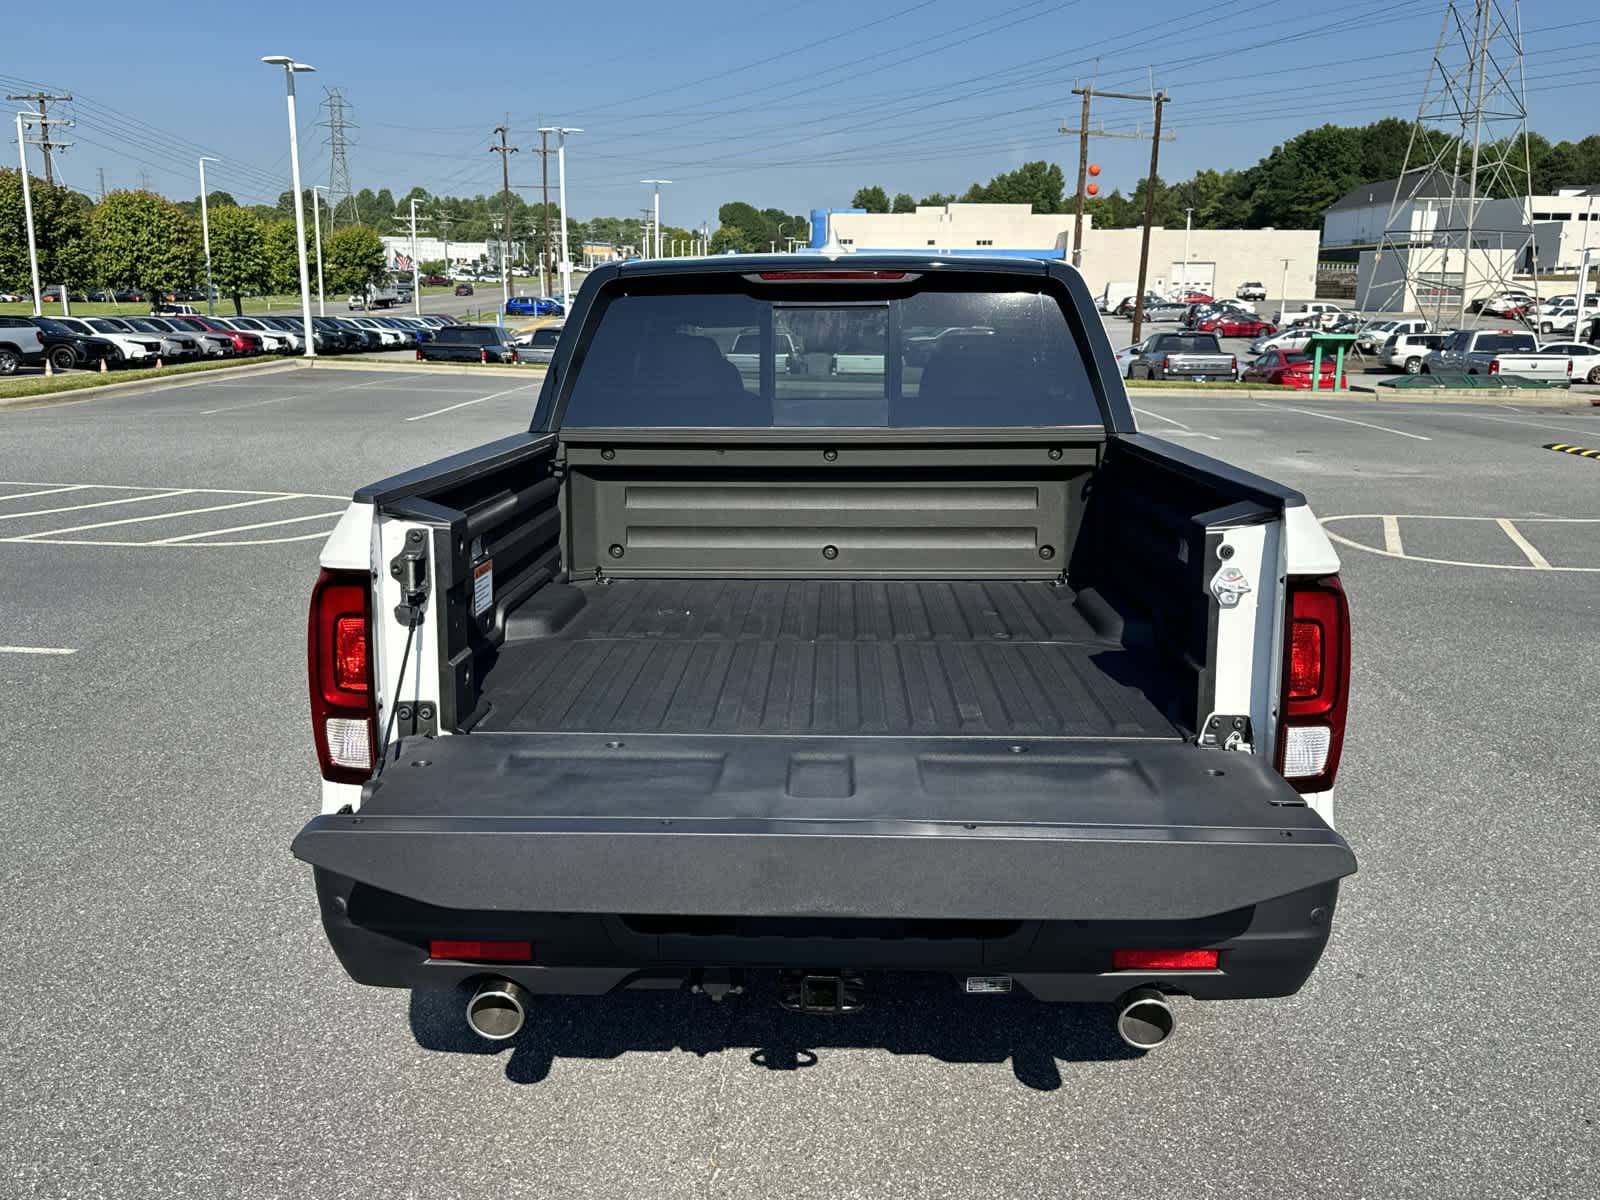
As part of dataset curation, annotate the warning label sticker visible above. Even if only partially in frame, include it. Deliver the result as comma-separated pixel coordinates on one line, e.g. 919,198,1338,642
472,558,494,617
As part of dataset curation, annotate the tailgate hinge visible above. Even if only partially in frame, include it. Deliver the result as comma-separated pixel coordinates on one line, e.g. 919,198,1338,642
1198,713,1254,753
388,529,431,626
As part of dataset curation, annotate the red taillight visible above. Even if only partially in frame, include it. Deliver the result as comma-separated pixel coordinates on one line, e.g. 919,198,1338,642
1489,359,1500,375
1162,356,1171,371
308,567,376,784
1230,356,1238,374
1112,949,1219,971
1275,575,1350,794
510,348,519,363
479,347,487,363
415,348,423,360
429,939,533,963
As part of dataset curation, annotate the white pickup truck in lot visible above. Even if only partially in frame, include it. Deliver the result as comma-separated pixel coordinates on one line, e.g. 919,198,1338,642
291,255,1357,1051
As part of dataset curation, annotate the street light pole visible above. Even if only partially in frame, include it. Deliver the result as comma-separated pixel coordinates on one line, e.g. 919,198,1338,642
310,184,328,316
640,179,671,260
409,198,422,317
1280,257,1292,325
541,126,582,309
261,55,316,357
198,156,220,315
14,112,42,317
1181,206,1193,295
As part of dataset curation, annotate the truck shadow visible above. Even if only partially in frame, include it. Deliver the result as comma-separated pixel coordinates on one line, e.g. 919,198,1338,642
408,973,1141,1089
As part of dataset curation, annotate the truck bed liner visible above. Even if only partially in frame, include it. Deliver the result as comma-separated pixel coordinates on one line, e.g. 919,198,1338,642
475,579,1182,739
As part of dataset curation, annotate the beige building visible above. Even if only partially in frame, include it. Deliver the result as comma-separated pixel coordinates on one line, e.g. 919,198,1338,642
812,203,1319,304
818,202,1083,255
1067,227,1321,305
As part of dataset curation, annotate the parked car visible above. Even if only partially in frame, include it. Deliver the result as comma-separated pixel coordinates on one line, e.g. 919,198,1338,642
27,316,124,371
1112,292,1163,318
1534,298,1600,337
1125,331,1236,381
328,317,383,351
1141,301,1192,323
1538,341,1600,385
101,317,199,360
1177,291,1213,304
1195,314,1277,339
0,315,49,374
511,322,563,364
423,274,450,287
291,254,1357,1049
213,316,294,353
1249,326,1319,355
1240,349,1340,389
56,317,164,365
505,295,565,317
1274,302,1344,328
1485,347,1575,384
348,317,407,347
454,283,474,297
1381,332,1446,374
1474,292,1535,317
1355,318,1430,355
1235,281,1267,301
418,323,520,363
1425,328,1539,374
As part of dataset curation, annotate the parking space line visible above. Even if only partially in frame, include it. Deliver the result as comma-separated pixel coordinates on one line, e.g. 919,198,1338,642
405,383,539,422
1266,404,1432,441
154,510,346,543
1382,515,1404,556
0,645,78,655
0,485,90,503
1132,406,1221,440
199,396,292,416
13,494,306,540
1495,518,1552,569
0,490,194,522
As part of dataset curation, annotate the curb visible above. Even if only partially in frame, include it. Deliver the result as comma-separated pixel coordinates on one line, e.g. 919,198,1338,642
1350,385,1587,408
0,359,307,411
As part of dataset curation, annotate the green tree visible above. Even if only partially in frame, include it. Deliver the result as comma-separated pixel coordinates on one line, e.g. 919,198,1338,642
207,206,268,315
919,192,955,206
262,218,303,294
891,192,916,213
322,225,389,296
419,258,448,277
710,224,757,254
91,190,200,297
0,169,92,293
962,161,1067,212
852,185,890,213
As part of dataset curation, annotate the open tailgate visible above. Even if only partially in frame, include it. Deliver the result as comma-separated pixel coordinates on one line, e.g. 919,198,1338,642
292,734,1355,922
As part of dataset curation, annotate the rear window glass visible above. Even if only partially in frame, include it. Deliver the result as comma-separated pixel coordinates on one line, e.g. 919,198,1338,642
1476,334,1536,353
531,328,561,348
1150,334,1222,353
439,326,497,345
561,286,1099,428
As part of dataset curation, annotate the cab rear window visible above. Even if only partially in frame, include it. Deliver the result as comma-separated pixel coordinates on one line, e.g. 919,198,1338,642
560,285,1100,428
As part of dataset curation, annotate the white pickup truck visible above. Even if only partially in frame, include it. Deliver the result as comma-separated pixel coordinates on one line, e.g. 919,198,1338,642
1488,348,1576,384
291,255,1357,1052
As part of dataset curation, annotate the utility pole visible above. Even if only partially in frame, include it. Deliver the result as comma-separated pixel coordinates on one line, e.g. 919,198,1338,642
1130,92,1168,344
641,179,671,259
97,166,106,200
1280,258,1292,324
7,92,71,185
536,129,553,295
1181,206,1193,295
1062,84,1175,280
409,198,423,316
491,121,517,319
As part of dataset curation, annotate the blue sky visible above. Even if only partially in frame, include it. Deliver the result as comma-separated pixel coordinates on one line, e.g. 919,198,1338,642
5,0,1595,228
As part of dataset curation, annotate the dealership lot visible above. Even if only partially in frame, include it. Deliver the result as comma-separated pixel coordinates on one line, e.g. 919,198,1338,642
3,369,1598,1199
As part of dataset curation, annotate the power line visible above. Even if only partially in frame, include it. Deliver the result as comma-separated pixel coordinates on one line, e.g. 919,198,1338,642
6,91,71,184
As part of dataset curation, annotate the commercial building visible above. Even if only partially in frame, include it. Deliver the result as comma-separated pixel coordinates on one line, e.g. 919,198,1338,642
809,202,1320,304
379,235,492,271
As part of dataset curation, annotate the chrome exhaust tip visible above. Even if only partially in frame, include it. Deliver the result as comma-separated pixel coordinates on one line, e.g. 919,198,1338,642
1115,987,1176,1050
465,978,531,1041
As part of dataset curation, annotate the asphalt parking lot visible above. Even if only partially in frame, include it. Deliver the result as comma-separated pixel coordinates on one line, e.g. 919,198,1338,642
4,367,1598,1199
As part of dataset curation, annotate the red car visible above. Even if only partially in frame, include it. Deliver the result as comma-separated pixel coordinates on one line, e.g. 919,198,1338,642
1197,314,1277,338
1240,349,1341,389
1180,291,1213,304
170,315,263,355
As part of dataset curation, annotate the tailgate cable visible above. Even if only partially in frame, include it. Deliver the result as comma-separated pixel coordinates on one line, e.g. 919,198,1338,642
371,618,418,779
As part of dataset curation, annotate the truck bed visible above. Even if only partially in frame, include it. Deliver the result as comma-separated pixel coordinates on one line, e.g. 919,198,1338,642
474,578,1183,740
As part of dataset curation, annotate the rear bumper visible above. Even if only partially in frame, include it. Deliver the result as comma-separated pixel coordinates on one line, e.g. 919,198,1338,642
310,870,1344,1002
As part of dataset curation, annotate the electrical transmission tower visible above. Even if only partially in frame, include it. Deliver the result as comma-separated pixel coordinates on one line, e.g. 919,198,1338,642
1369,0,1535,327
320,87,360,227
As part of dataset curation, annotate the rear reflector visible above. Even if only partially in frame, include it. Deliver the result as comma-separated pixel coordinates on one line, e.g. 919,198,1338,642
429,939,533,963
1112,949,1219,971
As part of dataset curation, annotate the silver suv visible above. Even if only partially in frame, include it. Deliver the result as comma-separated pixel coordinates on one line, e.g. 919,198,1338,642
1381,332,1444,374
